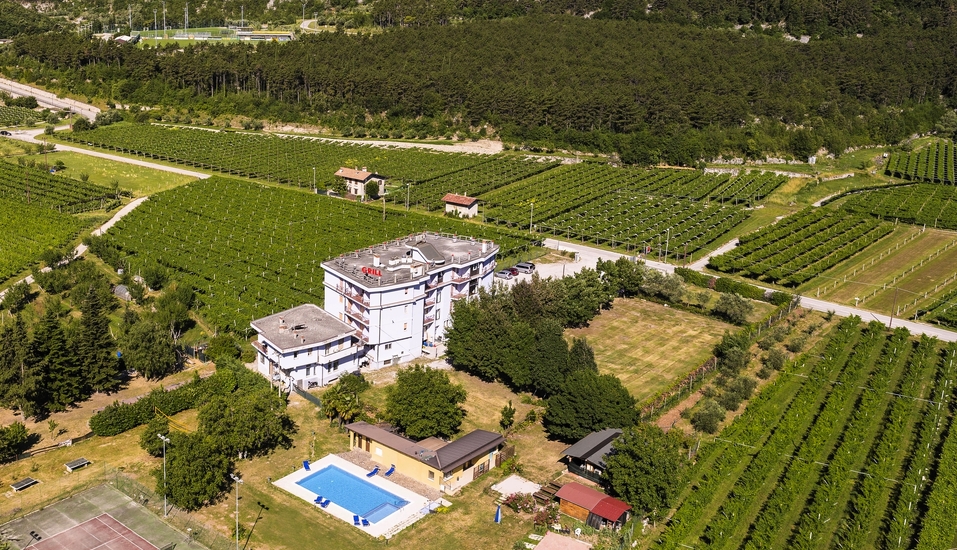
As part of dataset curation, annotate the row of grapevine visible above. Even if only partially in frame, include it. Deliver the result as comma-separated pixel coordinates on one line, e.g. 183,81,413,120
0,106,39,126
656,317,864,548
885,140,957,184
102,177,532,332
709,208,893,286
843,183,957,230
63,124,491,188
658,321,957,549
0,196,86,283
389,156,561,210
0,160,115,212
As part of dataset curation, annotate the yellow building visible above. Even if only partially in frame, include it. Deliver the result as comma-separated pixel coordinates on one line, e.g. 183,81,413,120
347,422,505,494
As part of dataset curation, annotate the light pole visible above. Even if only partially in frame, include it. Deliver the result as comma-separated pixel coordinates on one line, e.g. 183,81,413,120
529,201,534,233
230,474,243,550
157,434,170,517
664,227,671,262
312,166,316,192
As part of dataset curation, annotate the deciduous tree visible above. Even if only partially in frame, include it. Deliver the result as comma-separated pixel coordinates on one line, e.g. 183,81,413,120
158,432,231,511
602,423,687,520
544,369,638,442
386,365,467,439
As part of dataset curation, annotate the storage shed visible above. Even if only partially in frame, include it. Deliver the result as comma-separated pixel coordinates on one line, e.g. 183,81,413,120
554,482,630,530
442,193,479,218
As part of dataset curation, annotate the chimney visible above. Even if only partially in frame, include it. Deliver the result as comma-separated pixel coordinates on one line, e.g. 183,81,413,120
373,254,381,267
279,317,287,330
481,241,488,253
362,166,367,172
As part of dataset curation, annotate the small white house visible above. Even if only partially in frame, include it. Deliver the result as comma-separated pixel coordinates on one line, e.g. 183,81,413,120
442,193,479,218
250,304,363,389
335,167,385,198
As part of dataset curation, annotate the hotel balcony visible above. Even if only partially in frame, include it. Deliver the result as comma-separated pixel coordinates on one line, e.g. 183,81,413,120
344,308,369,326
423,315,435,325
343,290,370,306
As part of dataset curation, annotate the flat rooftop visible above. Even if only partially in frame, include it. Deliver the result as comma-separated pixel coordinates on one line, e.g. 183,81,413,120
322,232,498,288
251,303,355,351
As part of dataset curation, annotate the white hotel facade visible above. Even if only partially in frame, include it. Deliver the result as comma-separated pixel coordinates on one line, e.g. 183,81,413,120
251,233,498,388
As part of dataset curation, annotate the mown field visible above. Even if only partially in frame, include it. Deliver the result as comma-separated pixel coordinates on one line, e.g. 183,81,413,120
654,318,957,549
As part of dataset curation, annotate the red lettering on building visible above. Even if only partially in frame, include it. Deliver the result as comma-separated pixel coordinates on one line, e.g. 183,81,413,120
361,267,382,277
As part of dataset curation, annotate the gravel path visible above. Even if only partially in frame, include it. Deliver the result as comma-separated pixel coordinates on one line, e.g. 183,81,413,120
274,132,504,155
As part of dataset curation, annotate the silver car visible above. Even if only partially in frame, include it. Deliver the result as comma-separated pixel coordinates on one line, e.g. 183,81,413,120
495,270,513,280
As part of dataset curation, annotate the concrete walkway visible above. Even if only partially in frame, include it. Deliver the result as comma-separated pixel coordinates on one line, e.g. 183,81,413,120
687,238,738,271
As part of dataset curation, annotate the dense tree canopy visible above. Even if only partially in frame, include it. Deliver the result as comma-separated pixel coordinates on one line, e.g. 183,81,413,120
157,432,231,511
386,365,467,439
602,423,688,520
9,17,953,162
543,369,639,441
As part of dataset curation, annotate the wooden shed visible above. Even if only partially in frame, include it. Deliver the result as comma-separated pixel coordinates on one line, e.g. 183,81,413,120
554,482,631,530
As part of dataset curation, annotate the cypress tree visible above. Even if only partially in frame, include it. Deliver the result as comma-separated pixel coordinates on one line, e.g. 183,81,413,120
33,307,83,411
0,316,27,409
78,286,120,394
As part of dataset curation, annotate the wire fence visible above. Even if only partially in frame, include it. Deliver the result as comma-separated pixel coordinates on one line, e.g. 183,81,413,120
106,467,236,550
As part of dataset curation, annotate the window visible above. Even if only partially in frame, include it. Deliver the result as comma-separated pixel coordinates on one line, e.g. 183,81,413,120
308,348,312,356
384,343,392,350
403,322,408,331
444,471,453,480
405,288,409,295
436,309,441,320
384,359,392,366
428,471,435,480
293,350,298,358
436,292,442,303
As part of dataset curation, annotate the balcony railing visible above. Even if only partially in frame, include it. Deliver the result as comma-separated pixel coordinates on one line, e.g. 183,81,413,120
423,315,435,324
344,309,369,325
451,292,467,300
343,290,370,305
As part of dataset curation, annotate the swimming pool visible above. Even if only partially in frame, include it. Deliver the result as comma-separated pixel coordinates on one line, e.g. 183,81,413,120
296,465,409,523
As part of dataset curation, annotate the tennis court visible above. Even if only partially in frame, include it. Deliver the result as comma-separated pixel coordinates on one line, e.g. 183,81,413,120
29,513,158,550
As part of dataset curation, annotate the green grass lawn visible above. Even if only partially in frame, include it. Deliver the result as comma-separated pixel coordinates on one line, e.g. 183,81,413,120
567,298,735,404
3,151,197,196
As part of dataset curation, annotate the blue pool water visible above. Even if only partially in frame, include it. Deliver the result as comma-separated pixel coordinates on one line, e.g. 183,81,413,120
296,465,409,523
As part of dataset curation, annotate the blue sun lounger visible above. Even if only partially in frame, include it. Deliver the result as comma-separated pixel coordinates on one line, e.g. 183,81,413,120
314,495,323,504
361,518,370,527
366,466,379,477
384,464,395,477
320,498,330,508
353,515,361,526
303,460,311,471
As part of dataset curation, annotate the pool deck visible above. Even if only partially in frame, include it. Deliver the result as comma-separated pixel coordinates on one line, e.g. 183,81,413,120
273,454,431,539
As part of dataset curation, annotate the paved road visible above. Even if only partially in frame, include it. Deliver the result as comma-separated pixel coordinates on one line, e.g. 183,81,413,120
9,128,211,179
300,19,316,31
0,77,100,121
513,238,957,343
688,238,738,271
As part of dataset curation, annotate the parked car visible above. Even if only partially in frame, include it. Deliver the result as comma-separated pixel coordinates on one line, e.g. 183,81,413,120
495,270,513,280
507,267,520,276
0,131,10,136
515,262,536,273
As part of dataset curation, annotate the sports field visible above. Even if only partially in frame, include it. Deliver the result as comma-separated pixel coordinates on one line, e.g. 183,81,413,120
1,485,192,550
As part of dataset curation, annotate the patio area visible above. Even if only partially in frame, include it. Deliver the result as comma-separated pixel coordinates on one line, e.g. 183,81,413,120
272,454,433,539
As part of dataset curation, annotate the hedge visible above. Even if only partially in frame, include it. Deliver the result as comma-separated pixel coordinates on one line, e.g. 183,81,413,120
674,267,792,306
89,359,265,437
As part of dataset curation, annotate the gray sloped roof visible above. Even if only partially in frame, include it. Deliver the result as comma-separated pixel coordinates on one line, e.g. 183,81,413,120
561,428,622,469
346,422,504,474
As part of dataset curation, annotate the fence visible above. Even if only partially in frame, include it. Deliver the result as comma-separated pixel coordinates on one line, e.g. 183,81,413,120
291,384,322,408
107,467,236,550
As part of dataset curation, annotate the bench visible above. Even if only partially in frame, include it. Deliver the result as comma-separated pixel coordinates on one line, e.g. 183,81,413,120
11,477,39,492
65,457,91,473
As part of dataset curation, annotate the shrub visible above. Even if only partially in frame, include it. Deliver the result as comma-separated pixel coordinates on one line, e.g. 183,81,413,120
764,347,787,371
786,335,808,353
691,399,725,434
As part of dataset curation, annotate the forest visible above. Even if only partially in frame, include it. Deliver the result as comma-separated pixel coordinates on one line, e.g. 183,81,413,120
4,16,952,163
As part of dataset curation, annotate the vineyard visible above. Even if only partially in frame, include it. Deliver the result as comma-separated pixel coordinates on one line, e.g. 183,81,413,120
657,318,957,549
0,160,116,213
842,184,957,230
101,177,532,332
61,123,499,188
0,196,85,283
0,106,39,126
884,140,957,184
708,208,893,286
480,164,785,258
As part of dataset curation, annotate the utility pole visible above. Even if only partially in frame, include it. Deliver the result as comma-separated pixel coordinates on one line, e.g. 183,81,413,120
312,167,316,192
184,3,188,34
154,9,157,43
157,434,170,517
229,474,243,550
162,2,166,39
889,286,899,329
241,5,245,28
529,202,534,233
128,5,132,34
664,227,671,262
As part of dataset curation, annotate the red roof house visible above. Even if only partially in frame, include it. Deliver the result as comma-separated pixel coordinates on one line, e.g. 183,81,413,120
554,482,631,530
442,193,479,218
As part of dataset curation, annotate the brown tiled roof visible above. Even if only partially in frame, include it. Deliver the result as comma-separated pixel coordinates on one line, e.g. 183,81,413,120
442,193,478,207
335,167,376,181
345,422,504,474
